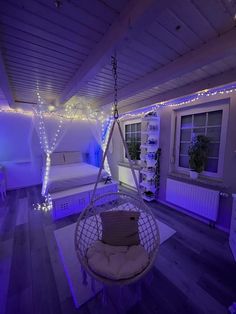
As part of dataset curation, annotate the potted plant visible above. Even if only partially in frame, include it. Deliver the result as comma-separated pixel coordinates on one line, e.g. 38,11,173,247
127,141,140,164
188,135,209,179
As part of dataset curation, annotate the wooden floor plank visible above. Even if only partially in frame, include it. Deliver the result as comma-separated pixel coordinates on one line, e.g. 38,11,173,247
0,239,13,314
0,185,235,314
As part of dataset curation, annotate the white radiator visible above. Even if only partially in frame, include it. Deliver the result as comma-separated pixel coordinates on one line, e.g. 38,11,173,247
166,178,219,221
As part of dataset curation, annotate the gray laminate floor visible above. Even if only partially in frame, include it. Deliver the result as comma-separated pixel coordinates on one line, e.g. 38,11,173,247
0,186,235,314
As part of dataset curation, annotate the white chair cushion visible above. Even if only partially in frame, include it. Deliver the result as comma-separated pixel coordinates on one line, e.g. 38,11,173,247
86,241,149,280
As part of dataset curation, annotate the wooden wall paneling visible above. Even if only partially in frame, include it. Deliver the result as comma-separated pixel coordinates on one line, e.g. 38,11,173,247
0,27,88,60
97,29,236,107
70,0,119,24
0,36,80,65
6,0,104,41
2,44,79,70
147,20,190,55
191,0,235,33
171,0,218,41
59,0,173,103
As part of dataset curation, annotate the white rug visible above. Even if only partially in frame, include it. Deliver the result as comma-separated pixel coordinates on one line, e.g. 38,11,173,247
54,219,176,308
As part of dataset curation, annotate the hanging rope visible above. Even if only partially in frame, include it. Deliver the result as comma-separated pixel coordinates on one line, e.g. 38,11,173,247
111,56,119,120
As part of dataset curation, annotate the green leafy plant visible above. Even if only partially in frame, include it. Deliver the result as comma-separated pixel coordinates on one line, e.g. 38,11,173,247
188,135,209,173
127,141,140,161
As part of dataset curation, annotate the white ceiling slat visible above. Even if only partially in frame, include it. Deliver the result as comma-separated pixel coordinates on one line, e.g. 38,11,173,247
2,37,81,66
7,0,104,41
147,20,190,55
5,62,72,80
96,72,130,84
121,46,160,70
6,65,69,83
4,55,74,76
13,88,60,97
11,82,62,93
0,16,91,56
102,64,139,81
3,44,78,70
118,52,157,74
8,75,66,91
97,28,236,107
157,8,203,49
0,31,82,63
70,0,118,24
0,27,86,60
59,0,173,104
133,30,178,61
191,0,235,34
222,54,236,69
0,0,235,108
0,0,96,48
126,39,168,66
100,0,128,13
171,0,217,41
0,4,96,49
8,78,65,93
0,48,15,107
36,0,110,34
120,68,236,113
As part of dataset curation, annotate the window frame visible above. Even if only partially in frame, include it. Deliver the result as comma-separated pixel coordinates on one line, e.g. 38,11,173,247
123,118,142,162
174,102,229,179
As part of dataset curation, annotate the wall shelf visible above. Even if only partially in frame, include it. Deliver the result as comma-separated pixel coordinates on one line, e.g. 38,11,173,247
140,114,160,201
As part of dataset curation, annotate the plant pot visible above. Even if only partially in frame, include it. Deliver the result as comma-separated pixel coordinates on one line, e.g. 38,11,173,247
189,170,199,180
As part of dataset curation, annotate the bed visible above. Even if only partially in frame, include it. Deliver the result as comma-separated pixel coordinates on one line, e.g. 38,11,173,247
46,151,108,193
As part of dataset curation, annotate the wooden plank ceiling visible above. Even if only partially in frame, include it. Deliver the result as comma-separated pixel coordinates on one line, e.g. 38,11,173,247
0,0,236,111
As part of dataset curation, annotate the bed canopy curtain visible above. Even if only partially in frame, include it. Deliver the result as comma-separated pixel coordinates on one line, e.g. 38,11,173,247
34,97,112,196
86,115,112,175
33,99,73,196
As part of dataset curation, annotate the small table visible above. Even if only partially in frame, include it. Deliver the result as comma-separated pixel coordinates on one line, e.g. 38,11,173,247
0,166,6,200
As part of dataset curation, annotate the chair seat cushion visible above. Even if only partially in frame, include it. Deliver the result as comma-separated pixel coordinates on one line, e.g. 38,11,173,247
86,241,149,280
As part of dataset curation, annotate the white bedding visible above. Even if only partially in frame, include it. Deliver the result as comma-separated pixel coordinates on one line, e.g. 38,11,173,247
48,162,108,193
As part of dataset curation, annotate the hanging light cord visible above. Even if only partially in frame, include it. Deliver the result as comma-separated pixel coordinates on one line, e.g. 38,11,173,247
111,56,119,119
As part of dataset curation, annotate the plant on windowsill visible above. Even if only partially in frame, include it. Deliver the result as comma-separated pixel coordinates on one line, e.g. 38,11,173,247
127,141,140,165
188,135,209,179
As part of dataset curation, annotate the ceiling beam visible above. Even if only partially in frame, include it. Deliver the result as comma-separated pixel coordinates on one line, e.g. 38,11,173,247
58,0,171,104
0,49,15,107
116,68,236,114
97,28,236,108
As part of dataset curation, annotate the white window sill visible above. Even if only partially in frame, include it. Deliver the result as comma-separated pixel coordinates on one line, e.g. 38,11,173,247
118,162,142,170
168,172,225,190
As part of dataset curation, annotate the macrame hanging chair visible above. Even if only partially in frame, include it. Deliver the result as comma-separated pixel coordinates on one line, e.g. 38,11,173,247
74,56,160,286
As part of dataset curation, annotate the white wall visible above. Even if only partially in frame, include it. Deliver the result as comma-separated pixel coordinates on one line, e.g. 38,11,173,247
0,112,98,189
109,92,236,232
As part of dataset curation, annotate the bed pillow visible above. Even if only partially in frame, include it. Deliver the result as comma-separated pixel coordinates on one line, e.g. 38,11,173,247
64,151,83,164
50,152,65,165
100,210,140,246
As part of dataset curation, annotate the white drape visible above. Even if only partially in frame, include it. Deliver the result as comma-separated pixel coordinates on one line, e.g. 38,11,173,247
86,116,112,175
33,110,67,196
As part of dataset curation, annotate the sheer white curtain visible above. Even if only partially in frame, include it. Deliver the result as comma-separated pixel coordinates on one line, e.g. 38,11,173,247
86,116,112,175
33,109,67,196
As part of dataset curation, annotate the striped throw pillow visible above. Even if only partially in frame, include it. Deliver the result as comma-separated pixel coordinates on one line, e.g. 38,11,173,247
100,210,140,246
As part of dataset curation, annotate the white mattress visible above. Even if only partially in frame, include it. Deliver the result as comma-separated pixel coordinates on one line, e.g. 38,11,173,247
48,162,107,193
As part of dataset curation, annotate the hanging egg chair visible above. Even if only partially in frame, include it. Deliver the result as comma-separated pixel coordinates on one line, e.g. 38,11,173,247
74,57,160,286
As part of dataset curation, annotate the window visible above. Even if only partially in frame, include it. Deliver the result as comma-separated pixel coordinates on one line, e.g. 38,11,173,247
175,102,229,178
124,121,141,160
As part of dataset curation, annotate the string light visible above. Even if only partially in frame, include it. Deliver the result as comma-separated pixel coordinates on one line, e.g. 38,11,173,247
101,117,113,175
32,94,113,211
35,91,75,197
119,84,236,120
